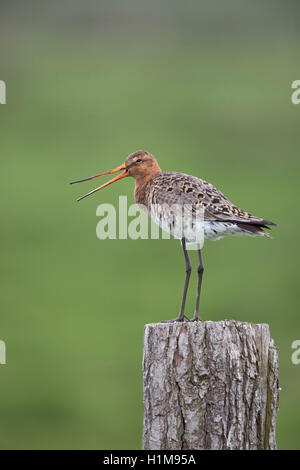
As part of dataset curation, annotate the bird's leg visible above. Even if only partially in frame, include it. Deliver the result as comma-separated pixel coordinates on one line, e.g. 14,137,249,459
161,238,192,323
193,245,204,321
178,238,192,320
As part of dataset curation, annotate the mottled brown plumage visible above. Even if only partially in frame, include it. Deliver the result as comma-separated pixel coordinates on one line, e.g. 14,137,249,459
126,151,275,240
71,149,276,322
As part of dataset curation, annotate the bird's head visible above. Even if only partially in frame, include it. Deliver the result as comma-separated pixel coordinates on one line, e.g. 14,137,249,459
70,150,161,201
125,151,161,181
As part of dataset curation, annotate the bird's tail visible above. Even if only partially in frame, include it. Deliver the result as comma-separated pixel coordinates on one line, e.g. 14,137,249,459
236,219,276,237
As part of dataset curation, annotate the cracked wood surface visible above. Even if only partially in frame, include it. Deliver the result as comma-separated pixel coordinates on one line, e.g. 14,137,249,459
142,321,279,450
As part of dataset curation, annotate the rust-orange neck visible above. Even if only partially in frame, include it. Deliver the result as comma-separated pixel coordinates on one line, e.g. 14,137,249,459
133,167,162,205
134,168,161,186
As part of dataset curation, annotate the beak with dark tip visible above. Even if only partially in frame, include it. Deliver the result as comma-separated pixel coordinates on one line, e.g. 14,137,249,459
70,163,128,201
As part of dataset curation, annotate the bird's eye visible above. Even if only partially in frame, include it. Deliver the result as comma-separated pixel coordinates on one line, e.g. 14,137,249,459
136,159,142,163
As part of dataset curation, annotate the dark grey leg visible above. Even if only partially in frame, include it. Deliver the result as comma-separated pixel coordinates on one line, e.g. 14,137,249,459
193,246,204,321
161,238,191,323
178,238,192,320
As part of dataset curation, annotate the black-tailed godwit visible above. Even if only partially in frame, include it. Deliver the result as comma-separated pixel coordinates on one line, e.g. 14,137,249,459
71,150,276,322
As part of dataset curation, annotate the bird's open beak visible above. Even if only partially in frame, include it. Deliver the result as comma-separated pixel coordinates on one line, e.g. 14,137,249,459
70,163,129,201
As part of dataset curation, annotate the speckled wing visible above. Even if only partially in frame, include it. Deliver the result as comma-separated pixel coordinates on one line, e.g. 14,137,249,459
147,172,275,227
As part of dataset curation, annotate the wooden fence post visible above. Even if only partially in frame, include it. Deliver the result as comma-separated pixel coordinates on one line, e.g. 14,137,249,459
142,321,279,450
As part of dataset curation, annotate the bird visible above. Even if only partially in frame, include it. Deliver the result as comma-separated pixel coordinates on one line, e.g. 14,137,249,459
70,150,276,323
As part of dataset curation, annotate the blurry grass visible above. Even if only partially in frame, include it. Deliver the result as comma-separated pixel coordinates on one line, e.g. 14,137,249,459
0,32,299,449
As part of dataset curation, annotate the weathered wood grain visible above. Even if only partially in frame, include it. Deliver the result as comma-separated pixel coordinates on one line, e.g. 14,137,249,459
142,321,279,450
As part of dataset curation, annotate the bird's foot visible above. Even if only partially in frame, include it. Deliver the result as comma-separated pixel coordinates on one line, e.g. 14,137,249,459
191,313,202,322
160,314,191,323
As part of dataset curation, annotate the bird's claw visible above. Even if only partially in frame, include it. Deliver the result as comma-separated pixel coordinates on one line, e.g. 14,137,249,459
160,314,191,323
191,314,202,322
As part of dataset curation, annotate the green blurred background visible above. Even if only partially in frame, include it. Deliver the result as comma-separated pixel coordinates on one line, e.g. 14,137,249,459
1,0,299,449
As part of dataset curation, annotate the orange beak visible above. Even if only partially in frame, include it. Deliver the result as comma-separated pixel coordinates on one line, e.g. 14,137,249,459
70,163,128,201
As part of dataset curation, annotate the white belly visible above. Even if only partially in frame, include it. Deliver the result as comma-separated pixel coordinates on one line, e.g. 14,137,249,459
148,203,204,244
148,203,253,244
203,221,252,241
